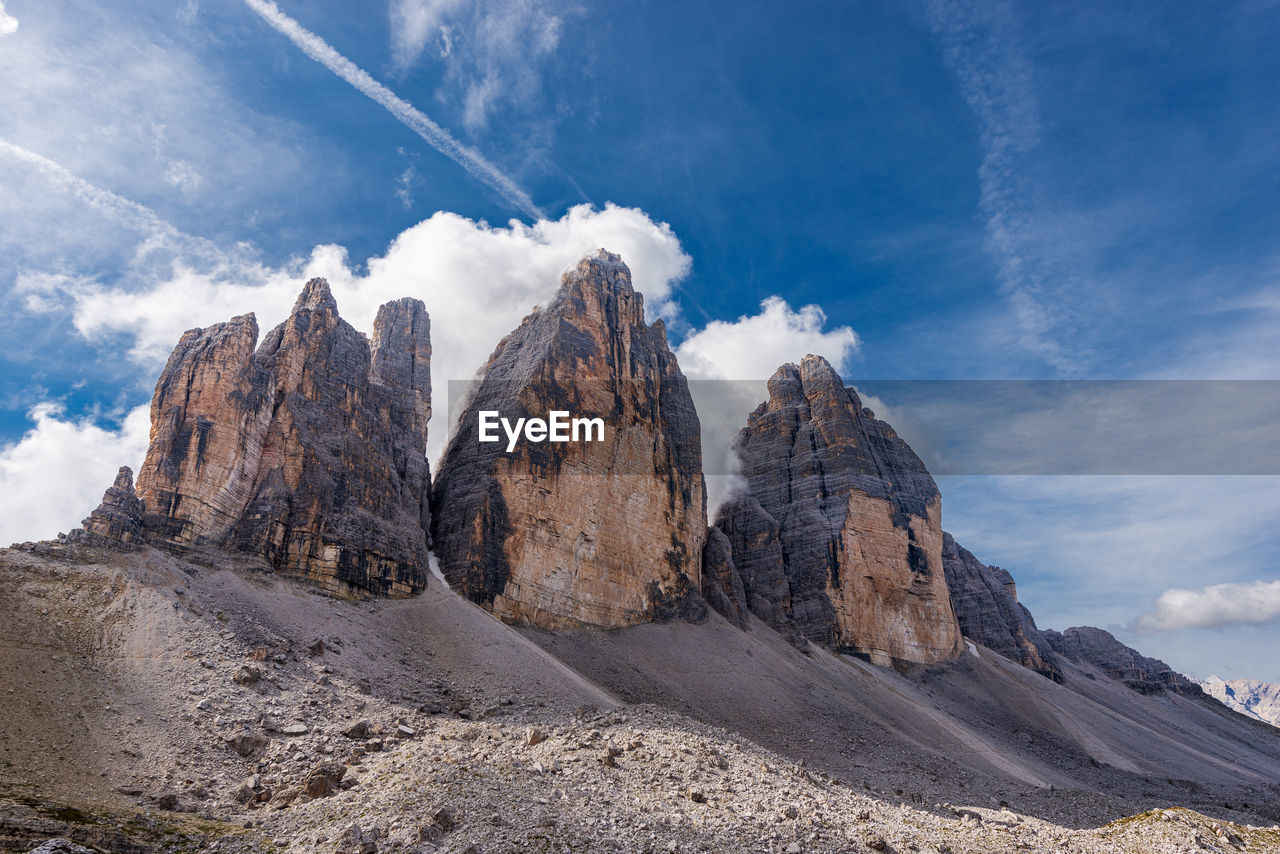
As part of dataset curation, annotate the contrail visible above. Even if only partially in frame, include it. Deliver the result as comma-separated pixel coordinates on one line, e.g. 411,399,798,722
242,0,544,220
924,0,1076,371
0,138,180,241
0,137,223,262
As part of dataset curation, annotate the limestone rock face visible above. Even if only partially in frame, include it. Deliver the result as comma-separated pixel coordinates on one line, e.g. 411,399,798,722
1044,626,1202,696
701,527,749,630
715,355,962,666
941,533,1062,682
714,495,802,644
431,250,707,629
75,279,432,597
68,466,145,547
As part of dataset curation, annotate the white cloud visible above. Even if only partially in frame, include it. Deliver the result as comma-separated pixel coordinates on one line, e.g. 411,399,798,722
925,0,1084,371
0,2,17,36
164,159,204,195
0,138,192,251
243,0,541,219
0,403,150,545
674,296,859,381
1136,580,1280,634
0,4,317,283
395,161,417,210
26,203,691,467
390,0,466,68
673,297,860,518
389,0,565,133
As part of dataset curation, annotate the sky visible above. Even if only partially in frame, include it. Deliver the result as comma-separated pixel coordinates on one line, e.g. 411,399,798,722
2,0,1279,680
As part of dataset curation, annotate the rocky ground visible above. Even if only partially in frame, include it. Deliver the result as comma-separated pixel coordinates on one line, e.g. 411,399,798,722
2,544,1278,853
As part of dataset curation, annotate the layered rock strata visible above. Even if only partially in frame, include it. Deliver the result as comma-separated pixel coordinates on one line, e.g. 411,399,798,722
71,279,432,598
715,355,963,666
1044,626,1202,695
431,250,707,629
941,533,1063,681
68,466,146,547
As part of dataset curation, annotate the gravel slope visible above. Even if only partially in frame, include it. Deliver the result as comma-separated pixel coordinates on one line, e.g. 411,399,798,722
2,545,1278,853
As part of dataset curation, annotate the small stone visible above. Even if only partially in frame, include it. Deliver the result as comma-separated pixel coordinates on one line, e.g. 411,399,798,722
396,724,416,738
280,722,309,736
864,834,886,851
232,665,261,687
303,761,346,798
343,719,371,739
226,733,268,757
785,843,802,854
195,698,211,711
427,806,454,832
525,726,547,747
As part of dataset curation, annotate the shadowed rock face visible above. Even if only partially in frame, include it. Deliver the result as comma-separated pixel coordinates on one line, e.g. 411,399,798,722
941,533,1063,682
73,279,432,598
715,354,963,666
701,527,750,630
431,250,707,629
1043,626,1203,696
70,466,145,547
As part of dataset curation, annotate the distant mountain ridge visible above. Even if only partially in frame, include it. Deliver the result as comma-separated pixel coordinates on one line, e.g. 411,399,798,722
1201,676,1280,727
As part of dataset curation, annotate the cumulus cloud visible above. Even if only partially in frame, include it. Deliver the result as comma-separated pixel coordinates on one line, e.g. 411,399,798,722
673,297,860,517
1136,580,1280,634
674,296,859,381
25,203,691,467
0,403,151,545
0,2,17,36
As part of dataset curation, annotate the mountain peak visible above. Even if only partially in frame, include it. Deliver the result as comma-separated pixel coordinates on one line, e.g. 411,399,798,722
432,249,706,629
293,276,338,314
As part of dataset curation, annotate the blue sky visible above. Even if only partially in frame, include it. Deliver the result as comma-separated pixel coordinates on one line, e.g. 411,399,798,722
2,0,1279,680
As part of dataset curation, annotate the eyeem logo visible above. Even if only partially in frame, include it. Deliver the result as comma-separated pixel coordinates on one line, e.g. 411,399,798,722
478,411,606,453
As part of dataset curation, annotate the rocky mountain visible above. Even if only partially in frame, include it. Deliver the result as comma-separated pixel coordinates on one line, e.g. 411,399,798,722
942,532,1063,682
1043,626,1202,696
1201,677,1280,727
431,250,707,629
17,248,1280,853
69,279,433,598
712,354,963,665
